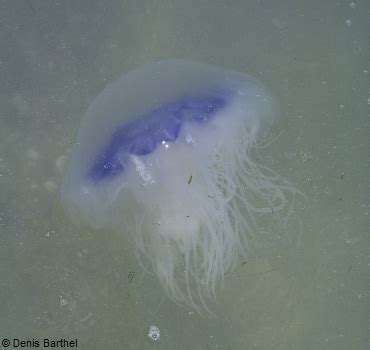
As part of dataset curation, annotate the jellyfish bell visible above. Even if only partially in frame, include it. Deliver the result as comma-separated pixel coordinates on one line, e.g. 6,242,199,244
62,60,293,312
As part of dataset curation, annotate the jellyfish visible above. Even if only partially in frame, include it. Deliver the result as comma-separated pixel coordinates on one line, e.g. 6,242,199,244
62,60,294,312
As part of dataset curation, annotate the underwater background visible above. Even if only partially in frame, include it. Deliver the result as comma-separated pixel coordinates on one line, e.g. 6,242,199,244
0,0,369,349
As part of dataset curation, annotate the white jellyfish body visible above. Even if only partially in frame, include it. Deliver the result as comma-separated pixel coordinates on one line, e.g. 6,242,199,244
62,60,291,312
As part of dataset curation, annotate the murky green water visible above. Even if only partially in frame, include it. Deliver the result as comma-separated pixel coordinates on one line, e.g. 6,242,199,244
1,1,369,349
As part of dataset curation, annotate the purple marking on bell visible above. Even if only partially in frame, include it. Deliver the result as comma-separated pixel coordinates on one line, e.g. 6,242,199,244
87,93,228,183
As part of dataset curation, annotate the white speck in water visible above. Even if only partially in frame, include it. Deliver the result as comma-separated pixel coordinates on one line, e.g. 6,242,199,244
44,180,58,193
12,94,30,116
147,325,160,341
349,2,355,9
161,140,169,148
60,297,68,306
185,134,195,144
345,19,352,27
271,17,286,30
55,155,68,173
27,148,39,161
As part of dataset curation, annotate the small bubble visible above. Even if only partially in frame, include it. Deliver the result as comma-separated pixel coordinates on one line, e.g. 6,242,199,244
345,19,352,27
349,2,355,9
147,325,160,341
